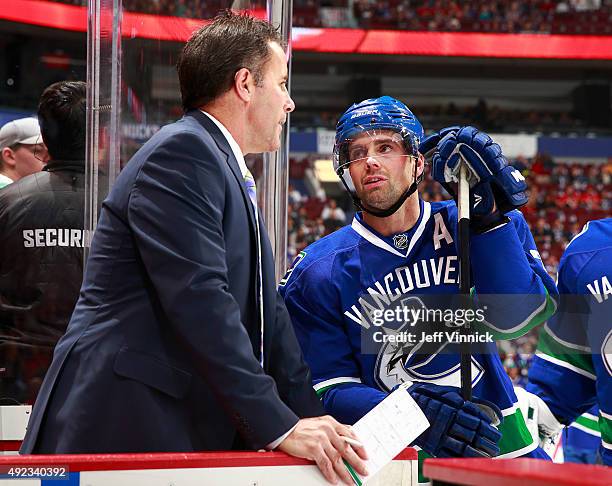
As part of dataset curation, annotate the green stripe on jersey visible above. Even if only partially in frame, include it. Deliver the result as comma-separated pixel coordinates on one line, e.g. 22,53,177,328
575,414,600,433
417,450,432,484
537,328,595,375
497,407,535,456
315,385,334,397
475,288,556,340
599,413,612,446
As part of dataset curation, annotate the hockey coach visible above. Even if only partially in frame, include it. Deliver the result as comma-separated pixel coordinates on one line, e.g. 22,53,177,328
21,12,370,484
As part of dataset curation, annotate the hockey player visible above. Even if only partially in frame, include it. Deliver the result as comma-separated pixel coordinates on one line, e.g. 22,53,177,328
527,218,612,466
279,96,558,468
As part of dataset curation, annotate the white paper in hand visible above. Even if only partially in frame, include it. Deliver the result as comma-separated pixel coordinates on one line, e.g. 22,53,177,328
344,384,429,485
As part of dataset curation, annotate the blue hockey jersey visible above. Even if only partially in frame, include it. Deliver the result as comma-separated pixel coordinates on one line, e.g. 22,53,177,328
527,218,612,466
565,406,601,464
280,199,557,458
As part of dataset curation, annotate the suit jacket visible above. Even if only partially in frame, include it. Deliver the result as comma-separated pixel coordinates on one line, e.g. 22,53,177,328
20,111,323,454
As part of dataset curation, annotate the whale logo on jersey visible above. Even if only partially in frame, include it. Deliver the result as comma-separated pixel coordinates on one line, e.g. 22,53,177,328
602,329,612,377
393,234,408,250
373,296,484,391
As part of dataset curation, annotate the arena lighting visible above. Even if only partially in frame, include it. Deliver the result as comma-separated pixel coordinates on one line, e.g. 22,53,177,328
2,0,612,59
313,159,337,183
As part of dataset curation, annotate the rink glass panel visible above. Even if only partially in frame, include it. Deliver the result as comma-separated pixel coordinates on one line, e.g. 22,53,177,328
0,0,293,409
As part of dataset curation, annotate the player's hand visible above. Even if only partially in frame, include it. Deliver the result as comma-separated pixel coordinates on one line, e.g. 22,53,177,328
407,383,503,458
277,416,369,485
420,126,528,232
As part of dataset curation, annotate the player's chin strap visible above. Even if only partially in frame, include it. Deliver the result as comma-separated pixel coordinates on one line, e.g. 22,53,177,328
337,167,421,218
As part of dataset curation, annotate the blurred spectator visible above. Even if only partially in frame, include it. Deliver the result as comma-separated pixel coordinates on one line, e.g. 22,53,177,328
290,156,311,180
0,118,48,189
504,357,528,388
321,198,346,226
288,183,305,205
0,81,87,404
498,329,539,388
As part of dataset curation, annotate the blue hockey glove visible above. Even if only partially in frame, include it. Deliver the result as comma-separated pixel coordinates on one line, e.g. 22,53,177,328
420,126,528,233
406,382,503,458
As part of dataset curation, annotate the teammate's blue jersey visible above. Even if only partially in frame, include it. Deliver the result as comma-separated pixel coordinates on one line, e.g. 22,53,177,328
280,199,557,458
527,218,612,466
564,406,601,465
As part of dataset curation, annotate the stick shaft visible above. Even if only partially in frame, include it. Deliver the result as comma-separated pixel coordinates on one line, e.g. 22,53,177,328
458,164,472,401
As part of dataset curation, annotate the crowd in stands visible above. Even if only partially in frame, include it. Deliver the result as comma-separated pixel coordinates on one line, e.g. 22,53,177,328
292,102,593,136
53,0,612,35
351,0,611,35
521,157,611,273
499,330,538,388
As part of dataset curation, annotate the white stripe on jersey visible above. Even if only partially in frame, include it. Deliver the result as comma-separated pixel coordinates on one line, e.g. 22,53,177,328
313,376,362,391
535,352,597,380
564,221,591,253
569,422,601,437
544,322,592,353
480,294,551,336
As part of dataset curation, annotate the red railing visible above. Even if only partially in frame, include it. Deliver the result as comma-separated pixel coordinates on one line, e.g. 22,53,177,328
424,458,612,486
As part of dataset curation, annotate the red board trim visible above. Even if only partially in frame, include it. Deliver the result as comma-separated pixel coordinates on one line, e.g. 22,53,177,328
2,0,612,59
0,440,22,451
0,448,417,471
423,458,612,486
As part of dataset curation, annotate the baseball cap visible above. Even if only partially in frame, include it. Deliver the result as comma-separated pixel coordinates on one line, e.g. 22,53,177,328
0,118,42,149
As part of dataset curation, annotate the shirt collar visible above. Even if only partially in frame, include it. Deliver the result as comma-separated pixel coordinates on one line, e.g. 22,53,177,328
0,173,14,186
200,110,248,178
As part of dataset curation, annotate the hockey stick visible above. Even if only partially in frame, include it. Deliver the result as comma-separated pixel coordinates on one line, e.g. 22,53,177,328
457,163,473,401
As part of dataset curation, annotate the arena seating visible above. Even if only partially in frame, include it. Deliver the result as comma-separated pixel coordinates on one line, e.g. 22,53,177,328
49,0,612,35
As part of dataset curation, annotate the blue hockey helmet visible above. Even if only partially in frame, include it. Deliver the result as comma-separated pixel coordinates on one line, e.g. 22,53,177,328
333,96,425,218
333,96,424,173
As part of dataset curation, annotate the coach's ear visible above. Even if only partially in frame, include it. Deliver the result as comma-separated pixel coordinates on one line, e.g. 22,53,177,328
234,68,253,102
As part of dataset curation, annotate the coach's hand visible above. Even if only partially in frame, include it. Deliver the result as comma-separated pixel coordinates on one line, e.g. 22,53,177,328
277,416,368,485
407,383,503,458
421,126,528,233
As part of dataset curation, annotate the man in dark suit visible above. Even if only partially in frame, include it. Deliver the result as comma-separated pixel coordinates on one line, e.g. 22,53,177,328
21,11,367,485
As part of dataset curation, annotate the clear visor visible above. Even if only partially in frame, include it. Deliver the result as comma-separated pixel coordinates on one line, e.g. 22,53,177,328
333,129,415,174
332,131,417,195
336,153,417,195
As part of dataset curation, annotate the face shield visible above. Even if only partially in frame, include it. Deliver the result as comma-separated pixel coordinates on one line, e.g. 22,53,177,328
332,127,422,217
